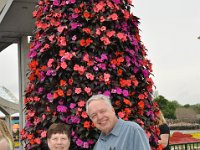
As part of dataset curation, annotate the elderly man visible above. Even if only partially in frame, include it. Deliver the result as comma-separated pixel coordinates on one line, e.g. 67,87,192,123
86,94,150,150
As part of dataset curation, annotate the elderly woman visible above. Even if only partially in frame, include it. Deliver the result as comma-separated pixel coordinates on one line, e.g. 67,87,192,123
47,123,71,150
0,119,15,150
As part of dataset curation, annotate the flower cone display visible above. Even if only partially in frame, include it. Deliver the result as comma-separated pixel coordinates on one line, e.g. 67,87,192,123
20,0,160,149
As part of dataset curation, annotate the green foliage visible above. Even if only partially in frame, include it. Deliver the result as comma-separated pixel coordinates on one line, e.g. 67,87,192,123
153,95,179,119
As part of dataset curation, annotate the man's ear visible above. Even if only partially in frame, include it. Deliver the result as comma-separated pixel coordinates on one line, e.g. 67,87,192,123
112,108,115,112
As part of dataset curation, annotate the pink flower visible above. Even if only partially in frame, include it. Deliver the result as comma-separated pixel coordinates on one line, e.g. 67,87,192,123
108,13,118,20
100,37,111,45
47,58,54,67
41,131,47,138
117,32,127,42
61,61,67,69
100,16,105,22
86,73,94,80
75,88,82,94
64,52,73,60
57,26,66,33
73,64,86,75
106,30,115,37
95,28,101,35
81,111,88,118
83,142,89,148
118,111,125,118
100,26,106,31
78,100,86,107
84,87,91,94
103,73,110,82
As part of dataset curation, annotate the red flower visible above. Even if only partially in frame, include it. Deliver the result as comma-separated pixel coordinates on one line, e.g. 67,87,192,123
83,11,90,19
57,89,64,97
138,101,144,109
83,121,90,129
29,60,38,70
82,28,91,34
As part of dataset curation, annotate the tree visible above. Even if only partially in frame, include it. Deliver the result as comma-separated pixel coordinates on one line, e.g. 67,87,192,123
21,0,159,149
153,95,178,119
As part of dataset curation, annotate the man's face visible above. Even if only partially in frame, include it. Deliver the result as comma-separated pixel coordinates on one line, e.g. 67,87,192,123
88,100,118,135
47,133,70,150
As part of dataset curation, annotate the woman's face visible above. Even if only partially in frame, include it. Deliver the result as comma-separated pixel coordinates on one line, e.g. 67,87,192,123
47,133,70,150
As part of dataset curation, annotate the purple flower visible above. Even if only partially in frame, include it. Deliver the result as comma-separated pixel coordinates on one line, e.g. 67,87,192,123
103,90,110,96
95,56,103,62
72,35,77,41
112,0,120,4
71,116,80,124
46,69,53,76
53,0,60,6
142,69,149,78
69,103,76,109
97,63,106,70
88,140,95,144
101,53,108,61
125,56,131,66
28,51,37,58
93,66,99,71
71,22,81,30
76,139,83,147
69,0,76,4
37,87,43,94
116,87,122,94
72,13,78,19
57,105,67,112
122,89,129,97
47,93,53,102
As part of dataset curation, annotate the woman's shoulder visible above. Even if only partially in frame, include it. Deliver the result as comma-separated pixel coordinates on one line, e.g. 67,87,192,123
0,137,10,149
0,137,14,150
159,124,170,133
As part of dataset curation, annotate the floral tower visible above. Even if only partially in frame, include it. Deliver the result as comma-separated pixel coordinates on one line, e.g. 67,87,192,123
21,0,160,149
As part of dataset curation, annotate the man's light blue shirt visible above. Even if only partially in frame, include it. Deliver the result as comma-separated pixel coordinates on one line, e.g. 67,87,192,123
94,118,150,150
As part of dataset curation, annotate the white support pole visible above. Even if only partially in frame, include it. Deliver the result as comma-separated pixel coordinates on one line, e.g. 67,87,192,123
18,36,29,150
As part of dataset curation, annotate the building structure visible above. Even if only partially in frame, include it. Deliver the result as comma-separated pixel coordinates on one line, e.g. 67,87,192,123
0,86,19,129
0,1,36,149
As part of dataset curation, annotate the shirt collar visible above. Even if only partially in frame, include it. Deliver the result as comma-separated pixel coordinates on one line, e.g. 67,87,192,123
100,118,124,140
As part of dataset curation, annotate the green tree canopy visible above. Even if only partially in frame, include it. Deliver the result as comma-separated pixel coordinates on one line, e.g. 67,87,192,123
153,95,180,119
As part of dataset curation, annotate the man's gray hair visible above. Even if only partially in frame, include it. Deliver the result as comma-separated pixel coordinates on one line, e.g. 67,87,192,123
86,94,113,113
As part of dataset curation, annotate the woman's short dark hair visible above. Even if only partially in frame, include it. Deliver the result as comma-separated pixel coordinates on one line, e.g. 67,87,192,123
47,123,71,139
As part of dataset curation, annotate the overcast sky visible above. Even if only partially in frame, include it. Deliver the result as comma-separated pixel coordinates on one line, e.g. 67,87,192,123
0,0,200,105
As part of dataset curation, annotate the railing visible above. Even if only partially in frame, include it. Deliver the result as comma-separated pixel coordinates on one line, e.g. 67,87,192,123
170,142,200,150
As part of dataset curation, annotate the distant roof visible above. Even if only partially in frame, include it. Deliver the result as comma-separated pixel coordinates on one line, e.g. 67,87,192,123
0,86,18,103
0,86,19,116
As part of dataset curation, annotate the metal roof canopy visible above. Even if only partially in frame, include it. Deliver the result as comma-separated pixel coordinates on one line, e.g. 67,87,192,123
0,86,19,115
0,0,36,52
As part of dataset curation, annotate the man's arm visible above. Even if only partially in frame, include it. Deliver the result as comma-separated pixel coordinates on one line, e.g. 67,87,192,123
131,128,150,150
